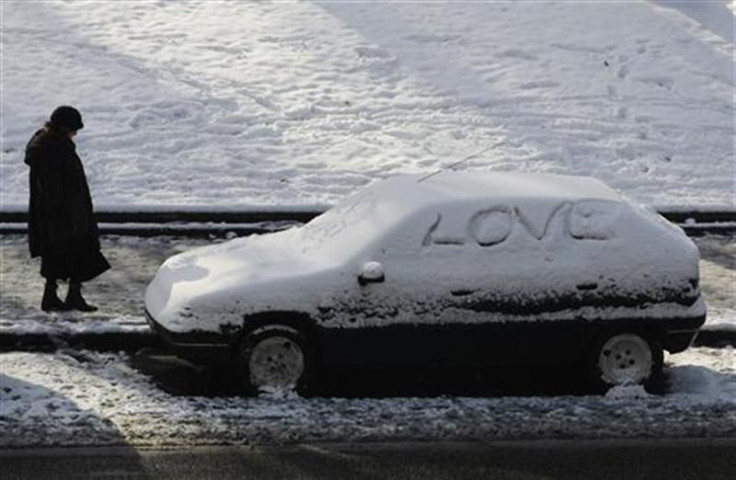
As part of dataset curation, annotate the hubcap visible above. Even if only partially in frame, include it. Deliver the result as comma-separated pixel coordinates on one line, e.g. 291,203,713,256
598,334,653,386
249,336,305,390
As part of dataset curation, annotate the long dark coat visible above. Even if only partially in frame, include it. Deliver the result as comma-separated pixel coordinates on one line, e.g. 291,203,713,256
24,128,110,282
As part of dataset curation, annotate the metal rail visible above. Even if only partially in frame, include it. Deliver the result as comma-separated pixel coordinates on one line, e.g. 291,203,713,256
0,209,733,237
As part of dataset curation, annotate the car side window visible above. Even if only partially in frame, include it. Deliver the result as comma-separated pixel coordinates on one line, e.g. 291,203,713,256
384,206,515,253
376,211,464,259
569,200,621,240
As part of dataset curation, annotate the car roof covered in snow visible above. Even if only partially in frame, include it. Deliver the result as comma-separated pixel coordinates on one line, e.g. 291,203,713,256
377,171,623,206
298,172,626,259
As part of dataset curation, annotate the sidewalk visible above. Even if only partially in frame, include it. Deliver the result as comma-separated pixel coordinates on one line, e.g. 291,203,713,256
1,233,734,352
0,235,202,351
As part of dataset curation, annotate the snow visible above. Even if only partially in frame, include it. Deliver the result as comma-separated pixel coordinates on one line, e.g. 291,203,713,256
0,347,733,447
651,0,736,44
299,171,624,256
1,0,734,210
146,172,703,334
604,384,651,400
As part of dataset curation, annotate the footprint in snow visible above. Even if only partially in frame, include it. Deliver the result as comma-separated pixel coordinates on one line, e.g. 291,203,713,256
404,34,465,46
497,49,537,61
518,80,561,91
355,46,393,59
636,76,675,90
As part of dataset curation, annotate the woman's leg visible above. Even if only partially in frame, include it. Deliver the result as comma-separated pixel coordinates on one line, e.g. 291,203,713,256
41,278,70,312
65,280,98,312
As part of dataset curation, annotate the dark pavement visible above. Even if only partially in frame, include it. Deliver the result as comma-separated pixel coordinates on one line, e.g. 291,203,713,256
2,439,734,479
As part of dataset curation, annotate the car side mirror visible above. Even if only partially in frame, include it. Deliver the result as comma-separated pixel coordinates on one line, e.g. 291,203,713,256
358,261,385,286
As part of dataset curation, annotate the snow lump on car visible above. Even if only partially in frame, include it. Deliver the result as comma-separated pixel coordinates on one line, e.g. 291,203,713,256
144,172,705,395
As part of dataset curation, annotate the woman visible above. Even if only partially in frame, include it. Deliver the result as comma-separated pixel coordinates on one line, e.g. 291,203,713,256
24,106,110,312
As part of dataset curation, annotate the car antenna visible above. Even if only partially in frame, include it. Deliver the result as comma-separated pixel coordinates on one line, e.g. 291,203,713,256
417,139,505,183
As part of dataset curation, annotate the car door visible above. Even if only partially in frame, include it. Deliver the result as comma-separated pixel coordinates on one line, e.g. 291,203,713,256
342,205,515,369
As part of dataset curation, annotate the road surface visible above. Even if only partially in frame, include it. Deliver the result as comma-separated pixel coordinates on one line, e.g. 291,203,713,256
2,439,735,480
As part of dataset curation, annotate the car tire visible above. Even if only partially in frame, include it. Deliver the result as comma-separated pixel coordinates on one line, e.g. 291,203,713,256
585,330,664,394
237,325,313,396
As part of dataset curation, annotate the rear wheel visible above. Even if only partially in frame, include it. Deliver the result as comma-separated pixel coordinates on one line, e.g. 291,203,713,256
237,325,313,396
586,331,663,393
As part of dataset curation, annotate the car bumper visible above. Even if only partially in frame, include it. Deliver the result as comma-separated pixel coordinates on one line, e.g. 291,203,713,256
145,309,234,366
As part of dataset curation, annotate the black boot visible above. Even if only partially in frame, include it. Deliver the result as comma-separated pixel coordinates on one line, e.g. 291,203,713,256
65,283,98,312
41,280,70,312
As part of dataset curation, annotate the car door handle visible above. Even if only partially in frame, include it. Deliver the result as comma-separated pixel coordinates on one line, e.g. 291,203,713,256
451,289,475,297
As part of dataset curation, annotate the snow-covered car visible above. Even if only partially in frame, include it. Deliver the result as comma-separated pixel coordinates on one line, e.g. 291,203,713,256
144,172,706,395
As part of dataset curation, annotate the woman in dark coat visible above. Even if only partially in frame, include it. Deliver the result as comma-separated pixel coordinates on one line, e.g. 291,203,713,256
24,106,110,312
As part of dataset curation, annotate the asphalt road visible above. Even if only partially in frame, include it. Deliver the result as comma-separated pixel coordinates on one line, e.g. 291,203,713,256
2,439,734,480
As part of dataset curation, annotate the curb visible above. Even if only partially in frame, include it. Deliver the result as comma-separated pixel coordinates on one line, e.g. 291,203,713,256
0,331,161,353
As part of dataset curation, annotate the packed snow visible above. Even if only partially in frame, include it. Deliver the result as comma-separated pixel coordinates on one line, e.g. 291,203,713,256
1,0,734,209
0,347,733,447
146,172,704,334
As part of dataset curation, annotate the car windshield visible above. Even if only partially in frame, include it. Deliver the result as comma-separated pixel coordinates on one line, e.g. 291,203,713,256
297,188,413,259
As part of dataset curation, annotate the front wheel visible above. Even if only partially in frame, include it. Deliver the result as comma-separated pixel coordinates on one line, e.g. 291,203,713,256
237,325,313,396
585,331,663,393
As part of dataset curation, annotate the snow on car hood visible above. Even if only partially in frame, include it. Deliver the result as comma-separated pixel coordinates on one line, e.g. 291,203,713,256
145,227,338,332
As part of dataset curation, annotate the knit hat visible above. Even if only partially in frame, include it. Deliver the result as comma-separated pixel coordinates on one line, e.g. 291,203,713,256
49,106,84,132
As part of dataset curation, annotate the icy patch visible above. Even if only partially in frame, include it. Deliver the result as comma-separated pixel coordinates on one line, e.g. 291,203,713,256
665,347,736,405
669,366,728,399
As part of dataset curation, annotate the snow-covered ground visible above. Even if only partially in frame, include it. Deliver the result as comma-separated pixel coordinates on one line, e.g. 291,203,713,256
1,0,734,209
0,347,733,447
